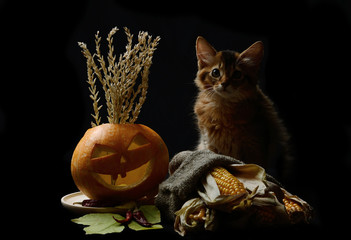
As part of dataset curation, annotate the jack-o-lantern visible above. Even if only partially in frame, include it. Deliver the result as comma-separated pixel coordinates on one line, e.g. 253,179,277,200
71,123,169,202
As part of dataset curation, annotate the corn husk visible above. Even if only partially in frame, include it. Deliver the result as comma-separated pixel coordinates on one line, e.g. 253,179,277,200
281,188,313,223
174,198,217,236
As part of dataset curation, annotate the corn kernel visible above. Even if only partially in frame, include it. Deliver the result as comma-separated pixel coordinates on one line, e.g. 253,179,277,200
210,167,247,196
283,196,305,223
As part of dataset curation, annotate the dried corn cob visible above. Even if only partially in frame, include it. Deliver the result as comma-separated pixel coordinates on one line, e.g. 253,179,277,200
283,196,305,223
210,167,247,195
188,207,206,221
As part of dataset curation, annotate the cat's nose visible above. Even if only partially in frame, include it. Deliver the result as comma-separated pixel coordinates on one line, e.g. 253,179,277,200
217,83,229,92
217,84,224,91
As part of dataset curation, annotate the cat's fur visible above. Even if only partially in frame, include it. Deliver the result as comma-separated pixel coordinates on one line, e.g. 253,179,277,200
194,37,291,170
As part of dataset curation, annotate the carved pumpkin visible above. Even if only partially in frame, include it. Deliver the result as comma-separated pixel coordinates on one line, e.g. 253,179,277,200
71,123,169,202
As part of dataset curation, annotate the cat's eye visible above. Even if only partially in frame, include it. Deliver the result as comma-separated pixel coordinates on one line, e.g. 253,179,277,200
211,68,221,78
233,70,242,79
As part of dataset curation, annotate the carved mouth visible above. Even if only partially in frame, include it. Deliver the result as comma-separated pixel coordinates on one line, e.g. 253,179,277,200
90,134,152,187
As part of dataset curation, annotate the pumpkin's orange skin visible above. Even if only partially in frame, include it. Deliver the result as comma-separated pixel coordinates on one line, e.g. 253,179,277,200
71,123,169,202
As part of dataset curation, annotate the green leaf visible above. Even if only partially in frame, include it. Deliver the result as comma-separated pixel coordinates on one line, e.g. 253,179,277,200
127,205,163,231
70,205,163,234
128,220,163,231
139,205,161,224
71,213,125,235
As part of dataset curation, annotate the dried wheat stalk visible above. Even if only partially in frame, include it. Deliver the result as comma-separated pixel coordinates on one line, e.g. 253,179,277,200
78,27,160,127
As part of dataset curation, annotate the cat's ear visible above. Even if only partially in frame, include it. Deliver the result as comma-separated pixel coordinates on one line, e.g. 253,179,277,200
237,41,264,73
196,36,217,68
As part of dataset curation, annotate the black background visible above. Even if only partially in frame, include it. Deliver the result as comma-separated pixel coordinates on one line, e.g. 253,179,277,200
1,0,350,238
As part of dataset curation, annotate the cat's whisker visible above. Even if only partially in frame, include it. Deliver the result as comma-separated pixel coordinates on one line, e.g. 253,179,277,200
203,87,215,98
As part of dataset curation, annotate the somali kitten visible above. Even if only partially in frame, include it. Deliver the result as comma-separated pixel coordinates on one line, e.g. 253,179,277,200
194,36,291,170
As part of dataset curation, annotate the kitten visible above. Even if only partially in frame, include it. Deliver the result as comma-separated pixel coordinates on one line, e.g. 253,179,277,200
194,36,291,171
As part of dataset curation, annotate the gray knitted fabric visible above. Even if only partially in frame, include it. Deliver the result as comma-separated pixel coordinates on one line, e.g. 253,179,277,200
155,150,243,221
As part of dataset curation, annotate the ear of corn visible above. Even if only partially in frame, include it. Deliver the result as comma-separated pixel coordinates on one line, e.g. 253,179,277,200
210,167,247,195
283,196,305,223
188,207,206,221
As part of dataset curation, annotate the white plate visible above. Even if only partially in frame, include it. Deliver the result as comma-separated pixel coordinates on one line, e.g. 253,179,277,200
61,192,129,214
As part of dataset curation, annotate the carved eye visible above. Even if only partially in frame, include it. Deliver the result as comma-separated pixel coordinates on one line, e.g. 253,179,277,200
233,70,242,79
211,68,221,78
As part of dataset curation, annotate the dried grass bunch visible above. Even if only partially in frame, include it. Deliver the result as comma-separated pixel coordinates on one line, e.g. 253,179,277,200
78,27,160,127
